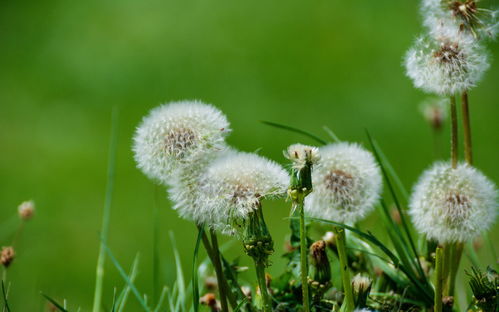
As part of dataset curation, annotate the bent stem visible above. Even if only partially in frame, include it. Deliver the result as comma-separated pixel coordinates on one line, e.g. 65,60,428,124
333,227,354,312
298,201,311,312
449,95,458,169
255,260,272,312
434,247,443,312
461,91,472,165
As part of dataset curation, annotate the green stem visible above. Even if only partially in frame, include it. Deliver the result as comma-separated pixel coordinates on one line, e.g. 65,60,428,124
448,242,464,297
461,91,472,165
333,227,354,312
298,202,311,312
435,247,444,312
449,95,458,169
255,260,272,312
209,229,229,312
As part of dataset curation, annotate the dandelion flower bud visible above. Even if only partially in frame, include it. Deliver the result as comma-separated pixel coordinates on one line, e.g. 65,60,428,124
309,240,331,287
404,35,489,95
409,162,497,243
305,143,382,224
352,274,372,308
1,246,15,268
198,152,289,232
18,200,35,221
133,100,230,184
286,144,320,200
200,293,220,312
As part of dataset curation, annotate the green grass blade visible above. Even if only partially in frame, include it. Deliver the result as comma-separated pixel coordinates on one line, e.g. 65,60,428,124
261,121,327,145
233,297,249,312
2,281,11,312
41,293,68,312
153,286,168,312
484,233,498,270
92,106,119,312
116,254,140,312
322,125,340,142
169,232,186,312
103,244,150,311
111,288,117,312
153,186,161,304
192,226,204,312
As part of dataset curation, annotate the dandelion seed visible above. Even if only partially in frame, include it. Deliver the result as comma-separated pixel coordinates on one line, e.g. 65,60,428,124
305,143,382,224
133,100,230,185
18,200,35,221
404,34,489,95
409,162,497,243
420,97,449,131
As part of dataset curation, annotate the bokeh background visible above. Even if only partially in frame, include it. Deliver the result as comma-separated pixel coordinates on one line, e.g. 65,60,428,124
0,0,497,310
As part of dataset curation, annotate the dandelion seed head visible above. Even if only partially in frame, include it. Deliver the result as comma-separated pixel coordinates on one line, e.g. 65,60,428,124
420,97,449,131
1,246,15,268
305,143,382,224
133,100,230,184
196,152,289,234
18,200,35,221
352,274,372,293
284,144,320,170
404,34,489,95
409,162,497,243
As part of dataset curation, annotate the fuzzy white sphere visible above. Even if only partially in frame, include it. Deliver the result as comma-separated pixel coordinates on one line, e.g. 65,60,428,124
284,143,320,170
133,100,230,184
404,34,489,95
409,162,497,243
196,151,289,234
305,143,382,224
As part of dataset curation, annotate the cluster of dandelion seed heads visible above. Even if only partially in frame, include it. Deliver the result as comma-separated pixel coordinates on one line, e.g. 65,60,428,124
409,162,497,243
405,35,489,95
196,152,289,234
305,143,382,224
284,144,320,170
133,100,230,185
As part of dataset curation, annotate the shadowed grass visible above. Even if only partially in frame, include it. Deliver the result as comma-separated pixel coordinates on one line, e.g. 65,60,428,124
41,293,67,312
92,107,119,312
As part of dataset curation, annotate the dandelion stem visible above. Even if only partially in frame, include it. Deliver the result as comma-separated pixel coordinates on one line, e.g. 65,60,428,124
298,201,311,312
333,226,354,312
208,229,229,312
434,247,444,312
448,242,464,297
254,260,272,312
449,95,458,169
461,91,473,165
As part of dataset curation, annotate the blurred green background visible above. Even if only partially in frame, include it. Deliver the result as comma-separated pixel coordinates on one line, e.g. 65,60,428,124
0,0,497,310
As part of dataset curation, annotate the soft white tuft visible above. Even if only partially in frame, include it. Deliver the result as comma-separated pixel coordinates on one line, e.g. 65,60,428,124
404,34,489,95
133,100,230,185
305,143,382,224
409,162,497,243
284,143,320,170
196,151,289,234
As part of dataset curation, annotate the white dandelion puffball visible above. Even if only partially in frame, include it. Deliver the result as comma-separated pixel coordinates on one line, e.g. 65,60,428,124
409,162,497,243
305,143,382,224
197,151,289,233
404,34,489,95
284,144,320,170
421,0,498,40
133,100,230,184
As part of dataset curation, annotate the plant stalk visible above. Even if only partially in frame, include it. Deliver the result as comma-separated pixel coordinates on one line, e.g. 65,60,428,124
298,201,311,312
255,260,272,312
333,227,354,312
461,91,473,165
209,229,229,312
449,95,458,169
448,242,464,297
434,247,443,312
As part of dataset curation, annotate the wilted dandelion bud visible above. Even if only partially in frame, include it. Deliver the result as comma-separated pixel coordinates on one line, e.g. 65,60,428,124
305,143,382,224
409,162,497,243
467,266,498,311
309,240,331,287
352,274,372,308
422,0,498,40
200,293,220,312
420,97,448,131
133,100,230,184
18,200,35,221
285,144,319,200
1,246,15,268
405,35,489,96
